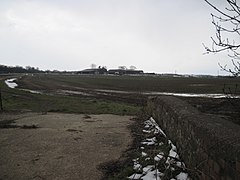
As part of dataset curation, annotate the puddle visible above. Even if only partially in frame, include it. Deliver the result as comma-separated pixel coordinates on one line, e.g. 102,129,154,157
4,78,18,88
142,92,240,98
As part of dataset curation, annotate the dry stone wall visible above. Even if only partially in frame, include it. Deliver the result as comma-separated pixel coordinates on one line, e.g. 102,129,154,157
147,96,240,179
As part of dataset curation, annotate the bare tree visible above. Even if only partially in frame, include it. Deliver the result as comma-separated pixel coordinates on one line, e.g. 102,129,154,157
118,66,127,70
91,64,97,69
203,0,240,76
129,65,137,70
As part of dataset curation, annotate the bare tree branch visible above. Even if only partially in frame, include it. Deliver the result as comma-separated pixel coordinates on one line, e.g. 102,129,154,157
204,0,240,23
204,0,240,76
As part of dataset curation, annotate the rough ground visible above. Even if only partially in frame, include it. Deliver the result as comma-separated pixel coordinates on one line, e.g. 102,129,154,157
0,112,134,180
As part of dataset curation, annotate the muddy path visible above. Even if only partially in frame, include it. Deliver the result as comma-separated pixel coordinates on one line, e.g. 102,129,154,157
0,113,134,180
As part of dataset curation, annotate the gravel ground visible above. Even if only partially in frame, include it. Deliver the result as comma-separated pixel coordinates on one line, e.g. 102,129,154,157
0,112,134,180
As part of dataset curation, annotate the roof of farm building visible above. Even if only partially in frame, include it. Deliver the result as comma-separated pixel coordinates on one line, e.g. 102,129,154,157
108,69,144,74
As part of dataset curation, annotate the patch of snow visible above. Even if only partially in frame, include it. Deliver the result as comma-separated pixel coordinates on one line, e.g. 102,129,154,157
128,173,142,179
146,137,157,142
141,168,162,180
144,124,150,128
154,126,167,137
176,172,189,180
142,137,157,146
142,165,154,174
128,117,189,180
143,129,151,133
168,140,179,159
148,117,166,137
133,158,142,171
133,158,139,161
142,152,147,157
133,163,142,171
159,142,164,146
141,141,155,146
169,140,177,151
169,148,179,159
175,161,184,168
154,153,164,162
5,78,18,88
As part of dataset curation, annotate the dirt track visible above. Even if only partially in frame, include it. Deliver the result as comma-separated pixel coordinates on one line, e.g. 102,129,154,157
0,113,134,180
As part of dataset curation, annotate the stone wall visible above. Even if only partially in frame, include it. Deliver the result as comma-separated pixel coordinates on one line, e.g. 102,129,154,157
147,96,240,179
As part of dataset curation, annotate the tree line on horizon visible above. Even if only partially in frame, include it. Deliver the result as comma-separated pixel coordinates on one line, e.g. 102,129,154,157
0,65,43,74
0,64,140,74
0,64,68,74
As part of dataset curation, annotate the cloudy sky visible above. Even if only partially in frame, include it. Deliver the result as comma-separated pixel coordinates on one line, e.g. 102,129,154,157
0,0,234,75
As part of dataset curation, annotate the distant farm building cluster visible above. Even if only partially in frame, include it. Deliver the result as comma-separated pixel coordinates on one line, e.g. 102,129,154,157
78,67,144,75
78,68,107,75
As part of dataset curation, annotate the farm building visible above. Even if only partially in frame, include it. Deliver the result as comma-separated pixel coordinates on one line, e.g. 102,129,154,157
125,69,144,75
78,68,107,75
108,69,126,75
78,67,144,75
108,69,144,75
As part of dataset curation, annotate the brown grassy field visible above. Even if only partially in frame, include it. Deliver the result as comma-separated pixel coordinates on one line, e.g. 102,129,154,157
14,74,240,94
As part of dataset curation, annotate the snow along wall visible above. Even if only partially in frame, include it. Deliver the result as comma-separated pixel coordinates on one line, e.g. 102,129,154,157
147,96,240,179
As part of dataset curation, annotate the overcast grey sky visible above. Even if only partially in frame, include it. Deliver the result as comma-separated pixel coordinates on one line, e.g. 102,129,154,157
0,0,233,75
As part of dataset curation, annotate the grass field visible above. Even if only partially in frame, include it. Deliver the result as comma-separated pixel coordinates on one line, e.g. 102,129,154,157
0,75,140,115
1,73,240,115
15,74,240,94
